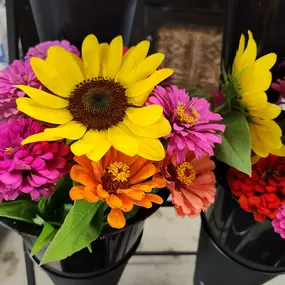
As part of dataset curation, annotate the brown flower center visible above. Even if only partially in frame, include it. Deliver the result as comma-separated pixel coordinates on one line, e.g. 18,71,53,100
102,161,130,193
68,78,128,130
176,162,196,185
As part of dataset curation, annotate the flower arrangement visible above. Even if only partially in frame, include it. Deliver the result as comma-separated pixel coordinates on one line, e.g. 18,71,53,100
1,30,284,265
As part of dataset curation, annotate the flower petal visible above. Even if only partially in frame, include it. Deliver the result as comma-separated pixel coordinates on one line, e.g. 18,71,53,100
134,197,152,208
17,98,73,124
70,185,85,200
120,195,134,212
30,57,71,97
107,194,123,208
99,43,109,77
97,184,109,198
115,40,150,83
125,190,145,200
70,165,95,185
122,53,165,88
107,208,126,229
250,103,281,120
130,163,156,184
21,132,62,145
108,123,138,157
103,35,123,79
240,91,267,111
233,34,245,75
44,121,87,140
87,134,112,162
84,185,100,203
46,46,84,86
82,34,100,79
71,130,102,156
126,68,174,98
17,85,68,108
124,117,171,138
146,193,163,204
137,137,165,161
126,105,162,126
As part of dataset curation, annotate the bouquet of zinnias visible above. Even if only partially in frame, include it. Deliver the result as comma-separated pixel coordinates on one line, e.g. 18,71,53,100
0,35,225,264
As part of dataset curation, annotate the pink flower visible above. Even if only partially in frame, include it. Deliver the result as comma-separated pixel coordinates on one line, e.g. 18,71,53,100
25,40,80,60
0,60,42,123
0,118,72,202
159,151,216,217
147,85,225,163
272,205,285,238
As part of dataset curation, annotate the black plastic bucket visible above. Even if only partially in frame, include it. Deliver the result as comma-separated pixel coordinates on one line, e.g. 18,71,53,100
29,0,138,47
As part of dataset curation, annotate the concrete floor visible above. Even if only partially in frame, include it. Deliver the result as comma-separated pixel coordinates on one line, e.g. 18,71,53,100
0,208,284,285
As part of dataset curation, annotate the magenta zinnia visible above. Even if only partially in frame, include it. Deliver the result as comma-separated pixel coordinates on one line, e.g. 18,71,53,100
272,205,285,239
25,40,80,60
0,118,72,202
147,85,225,162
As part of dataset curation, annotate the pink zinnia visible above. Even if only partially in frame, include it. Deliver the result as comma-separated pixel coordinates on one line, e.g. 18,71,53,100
272,205,285,238
0,118,72,202
147,86,225,163
25,40,80,60
0,60,42,123
159,151,216,217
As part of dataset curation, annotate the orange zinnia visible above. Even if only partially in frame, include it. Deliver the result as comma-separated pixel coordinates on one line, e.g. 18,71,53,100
70,148,166,229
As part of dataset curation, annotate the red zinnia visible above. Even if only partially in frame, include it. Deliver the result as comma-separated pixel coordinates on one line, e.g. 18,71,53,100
228,154,285,222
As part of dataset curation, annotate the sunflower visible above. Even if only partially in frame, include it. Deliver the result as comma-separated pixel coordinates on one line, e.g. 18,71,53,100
232,31,285,157
16,35,173,161
69,148,166,229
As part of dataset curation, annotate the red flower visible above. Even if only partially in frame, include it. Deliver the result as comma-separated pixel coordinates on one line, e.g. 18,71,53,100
228,154,285,222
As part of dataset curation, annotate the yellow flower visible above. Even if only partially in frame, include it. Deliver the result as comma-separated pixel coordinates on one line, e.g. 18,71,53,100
16,35,173,161
232,31,285,157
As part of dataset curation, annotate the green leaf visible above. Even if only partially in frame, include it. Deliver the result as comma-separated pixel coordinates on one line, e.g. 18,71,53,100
30,222,57,257
0,200,37,224
124,206,139,220
41,200,105,265
214,111,251,175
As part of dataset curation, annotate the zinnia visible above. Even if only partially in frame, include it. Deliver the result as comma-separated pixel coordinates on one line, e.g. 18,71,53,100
159,151,216,217
147,85,225,162
0,60,42,122
228,154,285,222
232,31,285,157
69,148,166,229
16,34,173,161
272,205,285,239
25,40,80,60
0,118,72,202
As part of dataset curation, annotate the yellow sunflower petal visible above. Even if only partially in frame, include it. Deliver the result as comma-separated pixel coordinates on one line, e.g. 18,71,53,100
233,34,245,74
122,53,165,88
69,53,85,75
44,121,87,140
271,145,285,157
252,141,269,158
238,30,257,72
250,103,281,120
99,43,109,77
126,68,174,98
126,105,163,126
104,35,123,79
46,46,84,86
128,88,153,106
21,132,62,145
240,91,267,111
121,46,134,63
82,34,100,79
123,117,171,138
137,137,165,161
108,123,138,156
16,98,73,124
115,40,150,83
30,57,72,97
16,85,68,108
87,131,112,162
71,130,101,156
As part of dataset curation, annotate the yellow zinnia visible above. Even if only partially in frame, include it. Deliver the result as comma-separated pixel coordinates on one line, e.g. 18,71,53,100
16,35,173,161
232,31,285,157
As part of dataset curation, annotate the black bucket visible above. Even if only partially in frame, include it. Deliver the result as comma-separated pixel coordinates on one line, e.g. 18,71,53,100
29,0,138,47
1,189,169,285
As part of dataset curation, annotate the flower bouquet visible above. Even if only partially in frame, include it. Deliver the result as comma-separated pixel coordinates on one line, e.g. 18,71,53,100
0,33,226,283
194,30,285,285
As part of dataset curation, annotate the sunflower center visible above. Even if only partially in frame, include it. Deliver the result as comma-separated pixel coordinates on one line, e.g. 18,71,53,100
68,78,128,131
102,161,130,192
176,102,200,125
176,162,196,185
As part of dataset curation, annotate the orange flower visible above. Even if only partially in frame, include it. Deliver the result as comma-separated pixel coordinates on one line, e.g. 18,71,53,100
69,148,166,229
